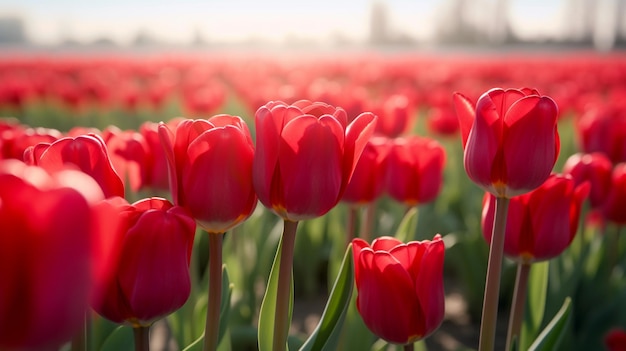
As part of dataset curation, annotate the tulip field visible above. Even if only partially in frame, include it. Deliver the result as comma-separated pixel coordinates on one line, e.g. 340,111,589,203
1,50,626,351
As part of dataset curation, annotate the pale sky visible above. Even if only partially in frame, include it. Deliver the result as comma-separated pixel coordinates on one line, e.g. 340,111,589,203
0,0,566,45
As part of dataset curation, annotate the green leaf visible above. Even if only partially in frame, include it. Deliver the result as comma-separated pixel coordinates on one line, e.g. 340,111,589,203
299,243,354,351
258,233,294,351
528,297,572,351
521,261,549,350
394,206,418,243
99,325,134,351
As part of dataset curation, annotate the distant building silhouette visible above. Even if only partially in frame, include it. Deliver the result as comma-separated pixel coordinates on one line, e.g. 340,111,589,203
0,16,27,44
369,0,391,45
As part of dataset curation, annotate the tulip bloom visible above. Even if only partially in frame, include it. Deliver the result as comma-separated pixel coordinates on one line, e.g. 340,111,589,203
602,163,626,224
352,235,445,345
454,88,560,197
385,136,446,206
605,328,626,351
562,152,612,209
102,126,151,193
93,197,196,327
159,115,257,233
24,133,125,198
0,160,102,349
577,104,626,164
482,174,589,263
254,100,377,221
341,136,390,205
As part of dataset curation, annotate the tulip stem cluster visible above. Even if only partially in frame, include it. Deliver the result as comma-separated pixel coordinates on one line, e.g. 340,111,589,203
133,326,150,351
204,233,224,351
478,197,510,351
506,261,531,351
273,220,299,351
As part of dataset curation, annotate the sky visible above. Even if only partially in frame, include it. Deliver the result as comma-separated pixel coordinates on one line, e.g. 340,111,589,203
1,0,567,45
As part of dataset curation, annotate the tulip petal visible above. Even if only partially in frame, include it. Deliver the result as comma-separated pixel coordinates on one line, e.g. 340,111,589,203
343,112,377,192
452,92,475,148
413,236,445,336
371,236,404,252
357,249,422,344
158,123,179,204
279,115,344,219
118,209,193,324
253,105,286,206
183,126,256,232
503,96,558,194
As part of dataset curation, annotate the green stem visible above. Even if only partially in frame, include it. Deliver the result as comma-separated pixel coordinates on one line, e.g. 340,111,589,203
403,342,415,351
505,261,531,351
133,326,150,351
203,232,224,351
607,225,621,273
360,202,376,242
70,312,88,351
347,206,359,246
478,196,510,351
273,220,299,351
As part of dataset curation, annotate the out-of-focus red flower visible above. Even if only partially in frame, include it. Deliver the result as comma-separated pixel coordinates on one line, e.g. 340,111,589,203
0,160,103,349
341,136,390,205
370,94,414,138
352,235,445,345
454,88,560,198
160,115,257,233
139,121,170,191
426,106,460,136
253,100,377,221
577,104,626,164
24,133,125,198
605,328,626,351
92,197,195,327
385,136,446,206
482,174,589,263
102,126,151,193
0,124,62,160
562,152,613,209
602,163,626,224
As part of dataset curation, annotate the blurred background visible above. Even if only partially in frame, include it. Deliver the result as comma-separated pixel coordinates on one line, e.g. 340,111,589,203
1,0,625,53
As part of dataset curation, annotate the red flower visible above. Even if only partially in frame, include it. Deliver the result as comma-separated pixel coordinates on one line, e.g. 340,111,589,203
577,104,626,164
562,152,612,209
92,197,196,327
370,94,414,138
482,174,589,263
385,136,446,206
602,163,626,224
102,126,150,193
24,133,125,198
253,100,377,221
454,88,560,197
159,115,257,233
0,160,102,349
605,328,626,351
341,136,390,205
352,235,445,345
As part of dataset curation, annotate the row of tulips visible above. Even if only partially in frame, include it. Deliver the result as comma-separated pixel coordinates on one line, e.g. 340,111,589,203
1,54,626,351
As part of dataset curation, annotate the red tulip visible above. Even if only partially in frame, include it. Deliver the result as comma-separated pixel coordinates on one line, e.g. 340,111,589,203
159,115,257,233
482,174,589,263
24,133,125,198
562,152,612,209
605,328,626,351
577,104,626,164
92,197,196,327
454,88,560,197
341,136,390,205
0,160,103,349
370,94,414,138
426,106,459,137
102,126,151,193
352,235,445,345
602,163,626,224
385,136,446,206
254,100,377,221
139,121,170,191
